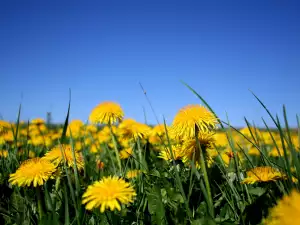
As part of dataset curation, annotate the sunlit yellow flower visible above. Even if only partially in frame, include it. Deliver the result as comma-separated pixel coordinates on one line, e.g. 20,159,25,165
159,145,185,161
214,132,228,147
39,124,47,132
90,144,102,153
219,149,237,167
0,150,8,158
98,126,112,143
85,124,98,134
67,119,84,138
182,132,216,167
263,190,300,225
43,144,84,171
126,170,141,179
82,176,136,212
269,147,285,157
149,124,169,144
17,149,36,158
3,131,14,143
119,119,150,140
9,158,56,187
31,118,45,125
0,120,11,134
89,101,124,125
120,148,133,159
171,105,218,138
75,141,83,151
30,135,44,146
241,166,287,184
248,146,261,156
239,127,261,139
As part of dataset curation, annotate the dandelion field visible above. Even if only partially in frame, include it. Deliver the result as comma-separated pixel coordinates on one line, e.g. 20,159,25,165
0,84,300,225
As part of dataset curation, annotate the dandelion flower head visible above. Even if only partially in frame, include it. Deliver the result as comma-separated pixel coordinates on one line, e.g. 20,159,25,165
89,101,124,125
9,157,57,187
82,176,136,212
263,190,300,225
172,105,218,138
241,166,287,184
43,144,84,171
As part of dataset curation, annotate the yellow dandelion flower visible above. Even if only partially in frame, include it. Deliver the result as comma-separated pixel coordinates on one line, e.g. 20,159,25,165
3,131,14,143
241,166,287,184
43,144,84,171
0,150,8,158
120,148,133,159
67,119,84,138
98,126,112,143
214,132,228,147
82,176,136,212
9,158,57,187
119,119,150,140
0,120,11,134
172,105,218,138
85,124,98,134
31,118,45,125
126,170,141,179
248,146,261,156
219,149,236,167
149,124,169,145
182,132,216,167
90,144,102,153
159,145,185,161
269,147,285,157
263,190,300,225
30,135,44,146
89,101,124,125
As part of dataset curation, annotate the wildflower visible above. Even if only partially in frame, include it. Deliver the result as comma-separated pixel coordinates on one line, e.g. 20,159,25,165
43,144,84,171
31,118,45,125
120,148,133,159
241,166,287,184
248,146,261,156
0,150,8,158
17,149,36,158
171,105,218,138
182,132,216,167
214,132,228,147
269,147,285,157
85,124,98,134
97,126,112,143
149,124,168,145
0,120,11,134
67,119,84,138
89,101,124,125
90,144,101,153
119,119,150,140
126,170,141,179
9,158,57,187
159,145,185,161
82,176,136,212
263,190,300,225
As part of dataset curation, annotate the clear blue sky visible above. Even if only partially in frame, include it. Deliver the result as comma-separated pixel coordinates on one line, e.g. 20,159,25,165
1,0,300,127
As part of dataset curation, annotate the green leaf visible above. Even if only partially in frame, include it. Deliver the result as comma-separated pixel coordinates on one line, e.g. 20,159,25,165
147,186,166,225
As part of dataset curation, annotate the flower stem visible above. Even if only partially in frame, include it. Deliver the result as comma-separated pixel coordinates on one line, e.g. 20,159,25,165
198,144,215,218
36,186,45,222
109,124,122,173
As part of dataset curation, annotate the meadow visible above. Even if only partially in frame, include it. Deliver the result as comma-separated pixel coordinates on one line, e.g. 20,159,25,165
0,84,299,225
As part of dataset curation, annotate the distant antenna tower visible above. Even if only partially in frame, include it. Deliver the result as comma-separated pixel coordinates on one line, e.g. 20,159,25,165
46,112,52,125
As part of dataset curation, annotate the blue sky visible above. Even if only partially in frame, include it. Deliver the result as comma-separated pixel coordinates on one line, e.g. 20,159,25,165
0,1,300,127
